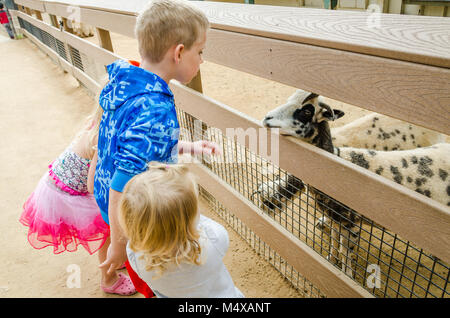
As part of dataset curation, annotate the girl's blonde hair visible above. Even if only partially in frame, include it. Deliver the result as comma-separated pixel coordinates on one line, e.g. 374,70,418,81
83,103,103,158
135,0,209,63
78,76,108,159
119,162,202,277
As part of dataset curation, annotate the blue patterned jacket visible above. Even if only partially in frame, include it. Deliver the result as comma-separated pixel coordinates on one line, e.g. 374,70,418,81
94,60,179,224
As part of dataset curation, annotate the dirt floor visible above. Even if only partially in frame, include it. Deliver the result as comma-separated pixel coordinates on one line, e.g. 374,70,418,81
0,30,308,298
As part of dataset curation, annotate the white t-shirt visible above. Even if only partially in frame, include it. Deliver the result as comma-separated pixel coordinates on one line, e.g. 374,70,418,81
126,214,244,298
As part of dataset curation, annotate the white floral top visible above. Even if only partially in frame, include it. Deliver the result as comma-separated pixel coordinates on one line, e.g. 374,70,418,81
49,146,91,195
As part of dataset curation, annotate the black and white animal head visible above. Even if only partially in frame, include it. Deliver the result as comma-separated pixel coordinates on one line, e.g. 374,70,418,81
251,174,305,213
263,90,345,142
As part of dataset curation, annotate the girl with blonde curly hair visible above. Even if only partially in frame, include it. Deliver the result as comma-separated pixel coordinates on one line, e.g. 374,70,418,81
119,162,244,298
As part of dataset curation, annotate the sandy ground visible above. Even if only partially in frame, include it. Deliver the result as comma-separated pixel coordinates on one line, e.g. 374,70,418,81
0,30,307,297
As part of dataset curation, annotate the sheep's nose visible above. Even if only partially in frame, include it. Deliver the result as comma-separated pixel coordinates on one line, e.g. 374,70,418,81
263,116,273,127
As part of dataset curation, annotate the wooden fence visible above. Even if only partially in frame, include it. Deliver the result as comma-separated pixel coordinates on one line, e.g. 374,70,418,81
206,0,450,16
9,0,450,298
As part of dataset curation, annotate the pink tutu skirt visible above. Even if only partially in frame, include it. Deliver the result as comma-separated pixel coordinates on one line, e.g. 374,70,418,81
19,174,110,255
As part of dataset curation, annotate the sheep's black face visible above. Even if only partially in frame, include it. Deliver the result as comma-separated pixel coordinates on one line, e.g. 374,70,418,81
263,90,345,141
263,103,318,140
292,103,316,139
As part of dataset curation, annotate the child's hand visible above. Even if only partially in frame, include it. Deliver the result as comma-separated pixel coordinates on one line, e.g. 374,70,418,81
99,242,128,275
179,140,222,156
192,140,221,156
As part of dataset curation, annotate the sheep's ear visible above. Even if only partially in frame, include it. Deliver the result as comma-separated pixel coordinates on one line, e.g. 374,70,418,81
302,93,319,104
332,109,345,119
323,108,345,121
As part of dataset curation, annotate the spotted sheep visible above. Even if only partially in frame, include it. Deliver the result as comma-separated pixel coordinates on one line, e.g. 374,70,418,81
332,113,445,151
334,144,450,204
258,89,450,277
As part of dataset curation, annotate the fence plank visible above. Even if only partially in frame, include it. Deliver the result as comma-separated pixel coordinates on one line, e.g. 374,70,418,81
17,0,450,68
205,29,450,136
72,66,101,92
42,2,136,38
16,0,45,12
195,1,450,68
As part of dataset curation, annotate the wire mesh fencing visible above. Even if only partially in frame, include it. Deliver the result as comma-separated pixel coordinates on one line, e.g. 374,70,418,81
198,185,325,298
18,16,107,88
17,15,450,298
19,18,68,62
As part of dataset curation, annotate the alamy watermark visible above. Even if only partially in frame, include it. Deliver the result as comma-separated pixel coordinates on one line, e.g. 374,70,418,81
66,264,81,289
66,5,81,23
178,119,280,165
366,264,381,289
366,4,382,29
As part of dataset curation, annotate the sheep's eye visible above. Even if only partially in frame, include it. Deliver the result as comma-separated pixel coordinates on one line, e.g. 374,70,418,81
304,110,311,115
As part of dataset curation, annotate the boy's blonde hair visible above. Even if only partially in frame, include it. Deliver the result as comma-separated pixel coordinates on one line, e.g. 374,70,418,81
135,0,209,63
119,162,202,277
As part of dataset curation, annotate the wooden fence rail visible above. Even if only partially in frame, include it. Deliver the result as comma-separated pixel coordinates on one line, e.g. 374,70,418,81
10,0,450,298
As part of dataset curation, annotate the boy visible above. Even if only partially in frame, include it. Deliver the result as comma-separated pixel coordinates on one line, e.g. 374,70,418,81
94,0,217,296
0,3,14,39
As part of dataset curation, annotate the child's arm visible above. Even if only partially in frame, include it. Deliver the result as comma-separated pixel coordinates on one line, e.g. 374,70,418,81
178,140,221,156
99,189,127,275
87,149,98,194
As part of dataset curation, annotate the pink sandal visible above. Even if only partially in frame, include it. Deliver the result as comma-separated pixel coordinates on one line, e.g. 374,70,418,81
101,273,137,296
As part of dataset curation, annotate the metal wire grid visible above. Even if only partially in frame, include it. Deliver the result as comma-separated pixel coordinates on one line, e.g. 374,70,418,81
177,110,324,298
176,108,450,298
18,17,68,62
17,17,450,298
198,185,325,298
69,45,84,72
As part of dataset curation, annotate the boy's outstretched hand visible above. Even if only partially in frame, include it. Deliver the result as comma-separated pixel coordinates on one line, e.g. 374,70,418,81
179,140,222,156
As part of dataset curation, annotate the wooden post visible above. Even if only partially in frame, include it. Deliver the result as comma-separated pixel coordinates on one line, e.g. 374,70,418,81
49,15,73,75
94,27,114,83
34,11,43,21
95,28,114,52
49,14,58,28
186,71,203,93
185,71,210,168
61,17,74,33
383,0,389,13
